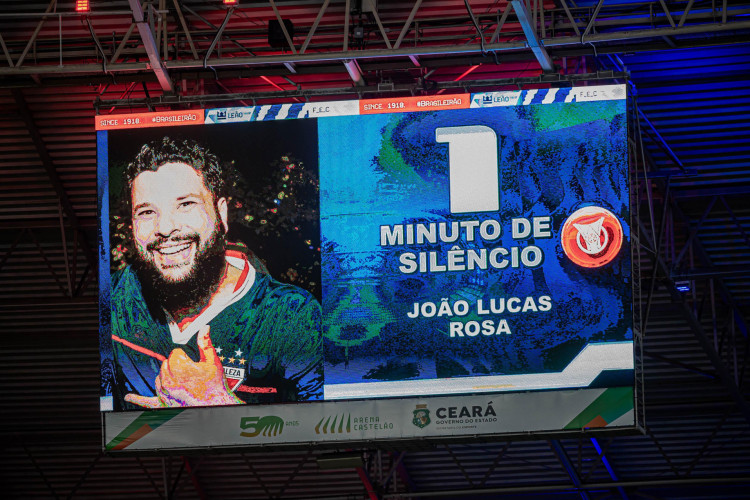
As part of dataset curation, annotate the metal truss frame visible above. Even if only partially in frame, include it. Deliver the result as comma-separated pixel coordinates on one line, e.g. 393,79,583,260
628,98,750,429
629,87,647,435
0,89,97,304
5,138,749,500
0,1,748,91
94,70,628,108
2,4,749,500
370,439,750,498
4,68,747,500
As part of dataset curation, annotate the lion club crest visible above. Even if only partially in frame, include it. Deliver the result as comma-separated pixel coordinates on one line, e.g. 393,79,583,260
561,206,624,268
412,404,431,428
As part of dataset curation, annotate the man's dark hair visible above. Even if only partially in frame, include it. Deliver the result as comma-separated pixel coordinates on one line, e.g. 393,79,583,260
121,137,229,218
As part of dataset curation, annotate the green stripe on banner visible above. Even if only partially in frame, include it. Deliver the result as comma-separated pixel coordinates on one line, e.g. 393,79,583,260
106,409,184,451
564,387,634,430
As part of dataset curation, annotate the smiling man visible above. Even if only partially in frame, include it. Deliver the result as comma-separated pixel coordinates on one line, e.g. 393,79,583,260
109,137,323,409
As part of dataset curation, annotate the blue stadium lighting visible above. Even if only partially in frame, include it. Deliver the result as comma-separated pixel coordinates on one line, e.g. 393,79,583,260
675,280,691,292
591,436,628,499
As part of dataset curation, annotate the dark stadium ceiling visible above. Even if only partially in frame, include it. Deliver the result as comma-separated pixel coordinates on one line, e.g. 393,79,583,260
0,0,748,97
1,1,750,499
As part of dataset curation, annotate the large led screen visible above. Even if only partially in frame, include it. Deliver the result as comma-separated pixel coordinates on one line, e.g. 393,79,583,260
98,85,635,451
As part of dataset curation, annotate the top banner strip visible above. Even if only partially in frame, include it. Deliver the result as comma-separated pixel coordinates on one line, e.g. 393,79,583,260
95,85,626,130
360,94,470,114
95,109,204,131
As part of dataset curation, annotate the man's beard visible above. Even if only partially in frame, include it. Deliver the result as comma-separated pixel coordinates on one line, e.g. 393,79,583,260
133,224,227,319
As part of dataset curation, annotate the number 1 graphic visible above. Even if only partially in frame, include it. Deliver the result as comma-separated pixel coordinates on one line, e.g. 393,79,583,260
435,125,499,214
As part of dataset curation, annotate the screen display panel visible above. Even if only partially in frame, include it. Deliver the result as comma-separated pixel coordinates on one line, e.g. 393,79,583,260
98,85,635,451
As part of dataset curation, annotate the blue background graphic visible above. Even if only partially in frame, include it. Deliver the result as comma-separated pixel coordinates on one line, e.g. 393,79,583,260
319,101,631,386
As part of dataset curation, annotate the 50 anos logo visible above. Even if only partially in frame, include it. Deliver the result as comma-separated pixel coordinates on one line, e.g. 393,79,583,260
240,416,284,437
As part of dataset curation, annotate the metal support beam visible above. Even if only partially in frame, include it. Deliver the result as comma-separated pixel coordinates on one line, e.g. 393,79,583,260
274,450,313,498
357,466,380,500
97,71,628,108
550,441,591,500
66,453,102,499
638,107,686,172
638,217,750,426
590,438,630,500
511,0,554,71
23,444,59,499
720,196,750,253
614,57,685,175
684,409,735,475
397,458,417,492
343,58,365,85
672,265,750,280
2,19,750,77
241,454,273,498
128,0,174,92
630,89,750,348
14,0,56,68
215,79,249,106
560,0,581,36
110,22,136,65
203,8,234,66
158,0,168,61
1,4,749,82
182,4,255,58
669,199,750,340
445,446,476,487
580,437,615,483
162,457,170,500
301,0,330,54
343,0,350,52
659,0,676,28
490,3,513,44
269,0,298,54
581,0,605,40
135,457,166,498
646,429,682,477
58,202,73,297
674,197,717,267
463,0,486,52
0,229,26,276
394,0,423,50
477,442,511,487
371,8,393,50
183,457,207,500
172,0,199,60
382,452,406,491
643,178,672,331
85,17,108,73
0,32,13,66
381,476,750,498
643,349,717,379
678,0,696,28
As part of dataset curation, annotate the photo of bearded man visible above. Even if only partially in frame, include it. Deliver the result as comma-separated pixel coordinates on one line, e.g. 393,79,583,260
104,131,323,411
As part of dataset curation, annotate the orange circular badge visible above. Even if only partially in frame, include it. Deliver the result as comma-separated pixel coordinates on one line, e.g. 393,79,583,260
561,206,624,268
